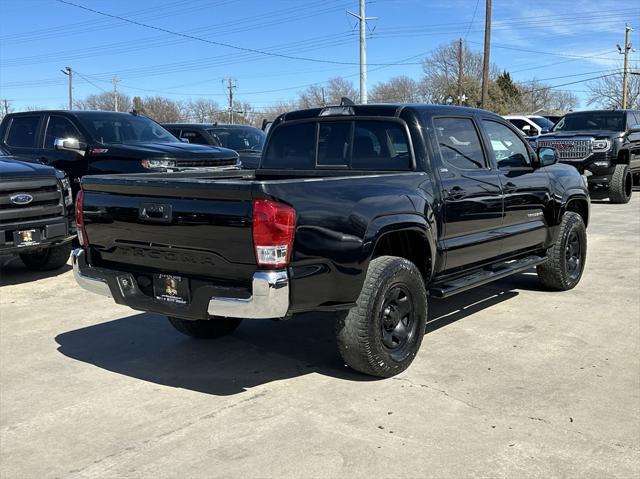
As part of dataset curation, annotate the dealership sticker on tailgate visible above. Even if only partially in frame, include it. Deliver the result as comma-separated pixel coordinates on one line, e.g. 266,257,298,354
14,229,41,248
153,274,190,304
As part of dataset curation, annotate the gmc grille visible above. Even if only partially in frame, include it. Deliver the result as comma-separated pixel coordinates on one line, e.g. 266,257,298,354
0,178,63,225
537,139,591,160
175,158,237,168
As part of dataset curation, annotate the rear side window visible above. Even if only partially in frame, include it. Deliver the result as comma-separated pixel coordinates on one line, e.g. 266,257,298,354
44,115,83,148
433,117,486,170
6,116,40,148
263,120,411,170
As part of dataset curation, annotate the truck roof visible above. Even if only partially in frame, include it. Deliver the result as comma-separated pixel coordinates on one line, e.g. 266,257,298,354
278,103,502,122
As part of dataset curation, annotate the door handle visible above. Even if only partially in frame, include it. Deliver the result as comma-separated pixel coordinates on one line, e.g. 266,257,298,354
445,186,467,200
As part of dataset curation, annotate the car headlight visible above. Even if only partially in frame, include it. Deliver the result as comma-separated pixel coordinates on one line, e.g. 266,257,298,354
141,159,176,169
592,139,610,151
61,177,73,206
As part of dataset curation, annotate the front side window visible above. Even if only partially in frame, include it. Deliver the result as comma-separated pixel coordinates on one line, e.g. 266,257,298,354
45,116,83,148
76,114,179,144
433,117,486,170
482,120,531,168
6,116,39,148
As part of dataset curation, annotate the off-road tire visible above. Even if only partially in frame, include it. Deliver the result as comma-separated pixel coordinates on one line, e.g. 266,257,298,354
536,212,587,291
168,316,242,339
609,164,632,204
19,242,72,271
336,256,428,378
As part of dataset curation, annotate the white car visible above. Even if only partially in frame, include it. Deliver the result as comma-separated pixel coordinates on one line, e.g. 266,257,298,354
504,115,555,137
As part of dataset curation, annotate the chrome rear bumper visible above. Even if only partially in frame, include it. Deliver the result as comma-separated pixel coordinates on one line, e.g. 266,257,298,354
72,248,289,319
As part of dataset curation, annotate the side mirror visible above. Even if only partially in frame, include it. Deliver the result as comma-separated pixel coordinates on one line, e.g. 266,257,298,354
536,146,558,167
521,125,532,135
54,137,85,153
179,137,190,143
540,127,550,134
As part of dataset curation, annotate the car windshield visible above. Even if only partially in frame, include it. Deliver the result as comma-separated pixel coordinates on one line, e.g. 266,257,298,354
530,117,554,129
552,112,625,132
77,113,179,144
207,127,265,152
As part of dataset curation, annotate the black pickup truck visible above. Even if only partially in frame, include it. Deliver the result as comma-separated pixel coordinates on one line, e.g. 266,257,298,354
1,146,75,270
535,109,640,203
72,104,590,377
0,110,240,190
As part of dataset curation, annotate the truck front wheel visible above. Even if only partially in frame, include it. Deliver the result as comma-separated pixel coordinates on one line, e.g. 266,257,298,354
336,256,428,378
168,316,242,339
536,212,587,291
19,242,72,271
609,164,632,204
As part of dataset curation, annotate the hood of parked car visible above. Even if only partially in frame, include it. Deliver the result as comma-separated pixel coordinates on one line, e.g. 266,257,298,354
100,141,239,160
0,157,61,178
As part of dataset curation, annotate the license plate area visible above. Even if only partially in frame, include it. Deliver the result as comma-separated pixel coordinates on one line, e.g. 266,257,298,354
13,229,42,247
153,274,190,305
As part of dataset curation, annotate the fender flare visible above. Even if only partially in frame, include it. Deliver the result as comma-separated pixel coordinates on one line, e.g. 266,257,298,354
559,190,590,227
362,213,437,280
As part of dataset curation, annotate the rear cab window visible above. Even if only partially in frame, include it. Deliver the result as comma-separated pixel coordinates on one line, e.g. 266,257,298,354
5,115,41,148
263,119,412,170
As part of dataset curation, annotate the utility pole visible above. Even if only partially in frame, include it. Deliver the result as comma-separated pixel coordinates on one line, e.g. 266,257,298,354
111,76,121,112
457,38,464,106
61,66,72,110
480,0,491,109
224,78,237,123
348,0,376,104
618,24,634,109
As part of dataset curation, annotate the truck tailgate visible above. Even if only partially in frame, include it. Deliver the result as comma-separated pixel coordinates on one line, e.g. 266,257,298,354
82,175,257,284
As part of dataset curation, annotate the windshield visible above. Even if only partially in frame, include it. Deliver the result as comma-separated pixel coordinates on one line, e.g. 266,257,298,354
552,112,625,132
207,127,265,152
530,117,554,129
77,113,179,144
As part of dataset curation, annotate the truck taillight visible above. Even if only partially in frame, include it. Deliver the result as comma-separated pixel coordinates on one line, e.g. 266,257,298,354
252,199,295,268
75,189,88,247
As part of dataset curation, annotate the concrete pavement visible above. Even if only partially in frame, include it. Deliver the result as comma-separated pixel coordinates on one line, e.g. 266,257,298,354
1,195,639,478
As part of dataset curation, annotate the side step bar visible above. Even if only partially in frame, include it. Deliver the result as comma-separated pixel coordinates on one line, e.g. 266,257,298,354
429,255,547,299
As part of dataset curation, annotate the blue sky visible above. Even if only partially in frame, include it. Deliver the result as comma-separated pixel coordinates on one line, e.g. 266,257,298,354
1,0,639,113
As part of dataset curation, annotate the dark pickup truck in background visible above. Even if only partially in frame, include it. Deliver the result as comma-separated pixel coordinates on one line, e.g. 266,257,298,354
72,104,590,377
535,109,640,203
163,123,266,169
0,110,240,191
0,146,75,271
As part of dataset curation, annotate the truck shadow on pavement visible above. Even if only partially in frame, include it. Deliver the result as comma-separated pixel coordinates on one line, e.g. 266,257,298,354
0,256,72,287
55,272,543,396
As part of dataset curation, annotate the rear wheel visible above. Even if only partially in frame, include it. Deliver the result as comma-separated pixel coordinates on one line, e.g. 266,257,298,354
19,242,72,271
609,164,632,204
336,256,427,378
536,212,587,291
168,316,242,339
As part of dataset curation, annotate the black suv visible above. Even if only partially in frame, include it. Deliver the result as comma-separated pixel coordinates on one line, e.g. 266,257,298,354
0,111,240,188
163,123,265,169
535,109,640,203
0,146,75,271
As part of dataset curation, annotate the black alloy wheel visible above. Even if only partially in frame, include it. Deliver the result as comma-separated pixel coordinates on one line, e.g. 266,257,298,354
380,285,417,362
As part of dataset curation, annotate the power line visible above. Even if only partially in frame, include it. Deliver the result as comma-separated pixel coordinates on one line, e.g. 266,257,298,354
463,0,481,39
54,0,418,67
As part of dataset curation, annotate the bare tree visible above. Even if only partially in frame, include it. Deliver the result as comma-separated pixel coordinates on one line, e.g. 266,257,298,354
370,76,423,103
74,92,132,112
298,77,358,108
586,72,640,110
517,80,579,114
259,101,298,122
186,98,221,123
141,96,186,123
421,40,491,106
